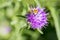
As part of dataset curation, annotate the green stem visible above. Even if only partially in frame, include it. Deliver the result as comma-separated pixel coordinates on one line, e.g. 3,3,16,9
49,7,60,40
37,28,43,34
15,27,22,40
9,25,23,40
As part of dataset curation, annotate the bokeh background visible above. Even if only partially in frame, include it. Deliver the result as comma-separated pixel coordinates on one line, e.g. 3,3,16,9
0,0,60,40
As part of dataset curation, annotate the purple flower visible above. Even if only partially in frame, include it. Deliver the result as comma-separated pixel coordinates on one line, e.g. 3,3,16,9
26,6,48,29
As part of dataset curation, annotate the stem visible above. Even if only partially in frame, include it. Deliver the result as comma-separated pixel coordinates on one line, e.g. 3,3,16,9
15,27,22,40
9,23,23,40
49,7,60,40
37,28,43,34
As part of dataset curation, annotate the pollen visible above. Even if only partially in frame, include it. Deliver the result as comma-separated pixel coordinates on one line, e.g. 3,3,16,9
33,8,38,14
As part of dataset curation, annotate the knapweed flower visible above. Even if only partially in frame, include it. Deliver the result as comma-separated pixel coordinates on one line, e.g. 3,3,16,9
26,6,48,29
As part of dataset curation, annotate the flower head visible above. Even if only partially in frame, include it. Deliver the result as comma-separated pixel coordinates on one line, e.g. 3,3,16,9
26,6,48,29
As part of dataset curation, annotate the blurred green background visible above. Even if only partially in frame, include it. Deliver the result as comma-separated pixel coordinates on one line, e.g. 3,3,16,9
0,0,60,40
